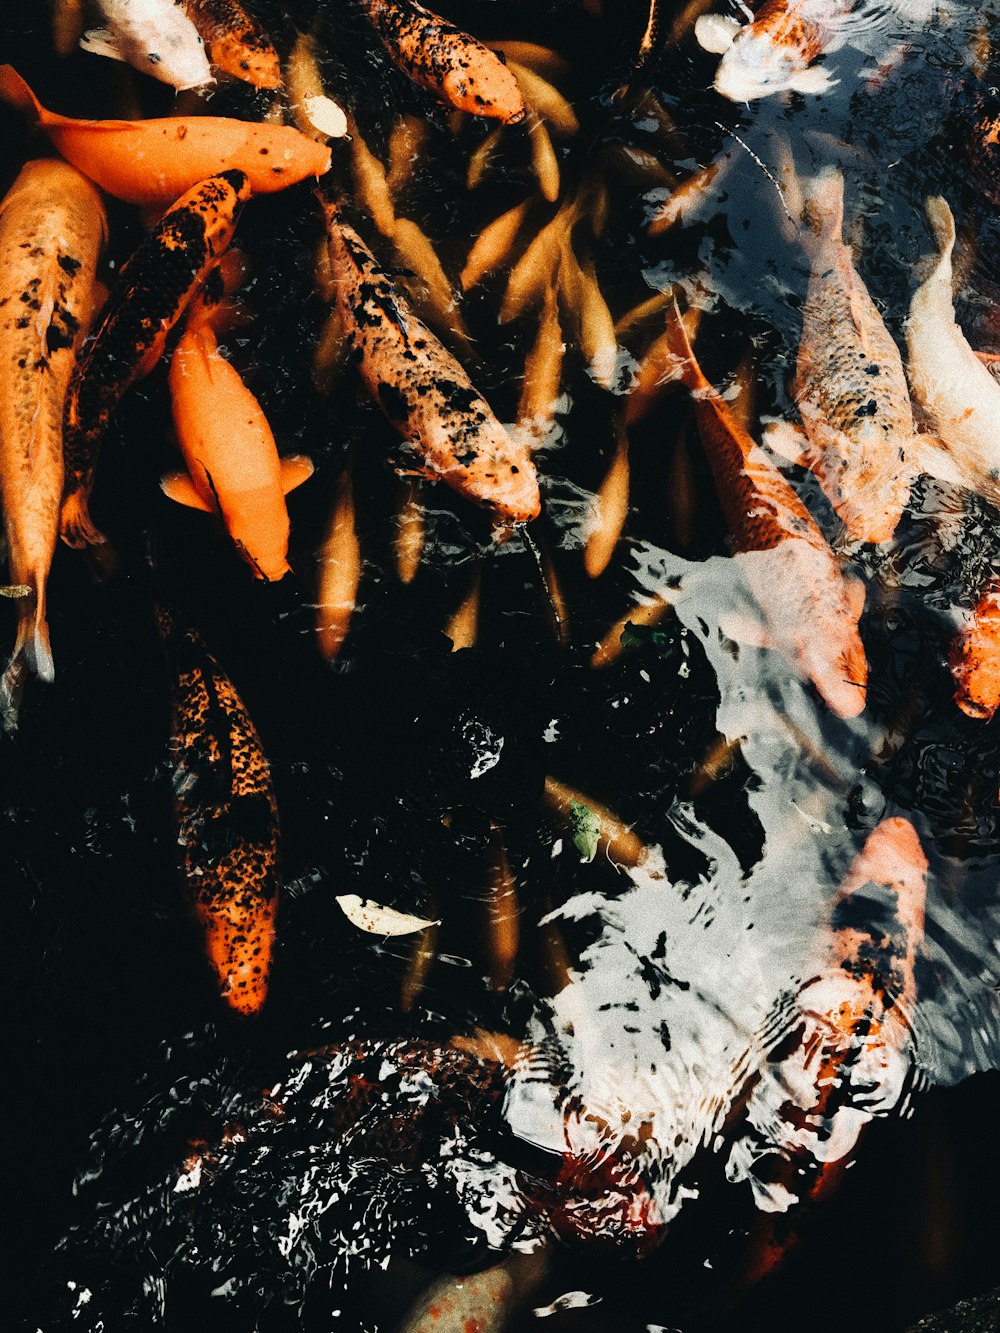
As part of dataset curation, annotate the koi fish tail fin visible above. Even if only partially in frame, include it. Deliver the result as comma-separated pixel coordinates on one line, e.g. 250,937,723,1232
0,596,43,731
800,166,845,251
60,489,106,549
923,194,956,276
0,66,47,126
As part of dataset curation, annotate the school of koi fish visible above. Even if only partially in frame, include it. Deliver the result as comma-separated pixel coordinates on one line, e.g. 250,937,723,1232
4,0,1000,1329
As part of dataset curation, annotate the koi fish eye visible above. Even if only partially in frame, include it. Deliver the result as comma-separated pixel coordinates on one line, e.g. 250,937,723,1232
148,53,162,65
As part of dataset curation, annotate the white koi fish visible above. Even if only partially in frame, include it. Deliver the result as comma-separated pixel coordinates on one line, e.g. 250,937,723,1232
81,0,213,91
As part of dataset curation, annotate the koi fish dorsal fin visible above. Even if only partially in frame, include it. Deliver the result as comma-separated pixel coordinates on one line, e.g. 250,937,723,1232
161,471,213,511
695,14,740,55
279,455,315,494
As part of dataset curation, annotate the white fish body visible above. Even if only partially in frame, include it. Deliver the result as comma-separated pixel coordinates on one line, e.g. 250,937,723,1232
82,0,212,91
906,196,1000,502
696,0,939,102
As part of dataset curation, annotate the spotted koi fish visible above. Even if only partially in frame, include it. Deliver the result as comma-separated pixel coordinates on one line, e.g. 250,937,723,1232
157,606,280,1017
0,160,106,727
358,0,526,123
664,298,868,718
731,816,926,1279
182,0,282,89
764,169,918,544
166,301,314,581
696,0,853,99
0,66,330,208
321,202,540,529
61,170,250,548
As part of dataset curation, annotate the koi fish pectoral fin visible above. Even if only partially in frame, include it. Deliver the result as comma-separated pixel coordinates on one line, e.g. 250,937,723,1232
788,66,839,96
161,472,214,512
279,455,315,494
694,14,741,55
79,29,128,64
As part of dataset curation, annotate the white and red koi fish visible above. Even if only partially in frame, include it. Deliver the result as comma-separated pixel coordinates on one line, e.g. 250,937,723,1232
81,0,213,91
696,0,937,102
664,299,868,718
764,169,918,544
0,160,106,726
730,816,926,1278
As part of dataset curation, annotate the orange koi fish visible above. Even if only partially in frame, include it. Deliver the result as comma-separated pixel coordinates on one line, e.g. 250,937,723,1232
765,169,918,544
165,310,313,581
158,606,280,1017
0,160,106,726
182,0,282,89
665,300,868,718
0,66,330,207
62,170,250,548
321,202,540,529
358,0,526,124
950,576,1000,721
733,816,926,1280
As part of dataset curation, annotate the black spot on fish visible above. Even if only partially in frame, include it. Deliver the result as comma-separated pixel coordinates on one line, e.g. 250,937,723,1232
58,254,81,276
855,399,878,418
378,380,410,421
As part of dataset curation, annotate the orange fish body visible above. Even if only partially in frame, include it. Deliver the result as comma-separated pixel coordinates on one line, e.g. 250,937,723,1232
0,66,329,207
158,607,280,1017
62,170,250,548
323,204,540,528
358,0,526,124
665,301,868,717
736,817,927,1282
182,0,282,89
0,160,106,724
950,576,1000,721
166,318,313,581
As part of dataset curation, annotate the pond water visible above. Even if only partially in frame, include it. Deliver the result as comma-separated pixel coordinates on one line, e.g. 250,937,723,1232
3,1,1000,1330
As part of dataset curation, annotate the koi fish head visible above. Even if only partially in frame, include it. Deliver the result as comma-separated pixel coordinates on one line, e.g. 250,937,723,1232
795,612,868,719
699,15,836,102
442,58,526,124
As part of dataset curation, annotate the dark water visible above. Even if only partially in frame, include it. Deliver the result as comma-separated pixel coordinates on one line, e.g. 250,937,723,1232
3,0,1000,1329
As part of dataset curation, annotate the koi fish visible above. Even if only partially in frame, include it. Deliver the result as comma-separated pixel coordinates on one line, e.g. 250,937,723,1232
763,169,918,544
181,0,281,88
165,314,313,581
81,0,213,91
0,160,106,727
321,203,540,529
398,1267,513,1333
665,299,868,718
696,0,938,101
357,0,526,124
906,196,1000,507
730,816,926,1275
949,576,1000,721
696,0,852,99
157,606,281,1017
62,170,250,548
0,67,331,208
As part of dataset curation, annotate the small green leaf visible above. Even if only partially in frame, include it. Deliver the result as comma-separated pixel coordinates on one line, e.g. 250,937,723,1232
569,799,600,863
